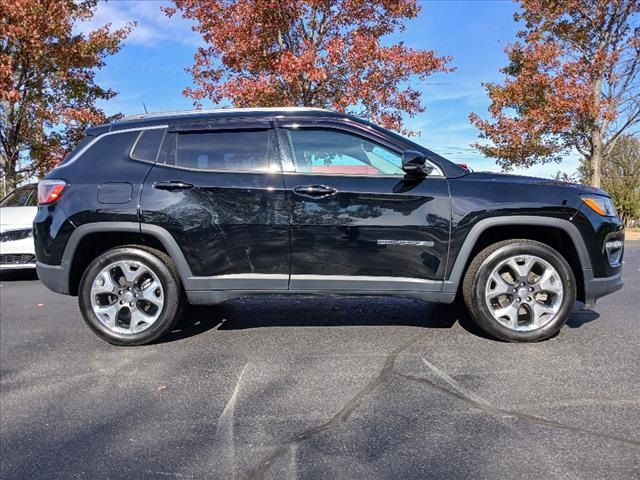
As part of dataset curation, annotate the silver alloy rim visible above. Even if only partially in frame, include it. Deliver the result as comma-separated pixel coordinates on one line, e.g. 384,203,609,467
484,254,564,332
90,260,164,334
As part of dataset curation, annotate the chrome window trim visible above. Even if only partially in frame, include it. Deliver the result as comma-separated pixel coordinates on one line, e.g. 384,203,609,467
56,125,169,169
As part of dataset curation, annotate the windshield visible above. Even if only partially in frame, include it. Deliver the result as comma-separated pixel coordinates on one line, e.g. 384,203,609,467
0,187,37,207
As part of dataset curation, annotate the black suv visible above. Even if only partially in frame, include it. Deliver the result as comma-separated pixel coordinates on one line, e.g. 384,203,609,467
34,108,624,345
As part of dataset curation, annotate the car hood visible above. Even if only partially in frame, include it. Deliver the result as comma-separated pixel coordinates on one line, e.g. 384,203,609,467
464,172,609,196
0,206,38,232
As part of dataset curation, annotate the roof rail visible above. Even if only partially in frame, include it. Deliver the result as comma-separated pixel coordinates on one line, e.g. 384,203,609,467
118,106,332,122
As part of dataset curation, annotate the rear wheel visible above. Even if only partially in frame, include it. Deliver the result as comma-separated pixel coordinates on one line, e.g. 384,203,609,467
78,246,183,346
462,239,576,342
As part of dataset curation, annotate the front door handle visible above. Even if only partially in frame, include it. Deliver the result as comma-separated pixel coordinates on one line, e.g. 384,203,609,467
153,181,194,191
293,185,338,198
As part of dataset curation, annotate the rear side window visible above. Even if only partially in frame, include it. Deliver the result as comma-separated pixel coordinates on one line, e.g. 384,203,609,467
131,128,166,162
66,131,139,169
158,129,274,172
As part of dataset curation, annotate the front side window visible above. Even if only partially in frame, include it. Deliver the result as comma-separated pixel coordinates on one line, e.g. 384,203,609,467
286,128,404,176
159,129,274,172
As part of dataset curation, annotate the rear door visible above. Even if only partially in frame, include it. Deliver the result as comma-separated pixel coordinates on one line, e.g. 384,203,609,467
140,118,290,290
277,119,451,292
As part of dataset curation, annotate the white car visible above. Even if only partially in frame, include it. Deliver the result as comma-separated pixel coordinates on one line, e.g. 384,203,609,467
0,184,38,270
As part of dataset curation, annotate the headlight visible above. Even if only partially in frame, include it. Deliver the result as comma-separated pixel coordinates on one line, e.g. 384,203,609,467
580,195,617,217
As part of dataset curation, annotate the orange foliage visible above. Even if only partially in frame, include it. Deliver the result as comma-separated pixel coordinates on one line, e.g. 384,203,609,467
470,0,640,176
1,0,132,185
164,0,452,135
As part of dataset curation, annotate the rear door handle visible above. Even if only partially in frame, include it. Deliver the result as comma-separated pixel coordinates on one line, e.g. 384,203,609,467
293,185,338,198
153,181,194,191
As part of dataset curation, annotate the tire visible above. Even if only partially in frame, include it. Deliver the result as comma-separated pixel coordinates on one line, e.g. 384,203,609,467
462,239,576,342
78,246,184,346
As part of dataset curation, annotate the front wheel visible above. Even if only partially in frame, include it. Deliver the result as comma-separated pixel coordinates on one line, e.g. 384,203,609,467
78,246,184,346
462,239,576,342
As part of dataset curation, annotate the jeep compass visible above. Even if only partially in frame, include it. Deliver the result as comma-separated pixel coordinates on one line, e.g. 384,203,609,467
34,108,624,345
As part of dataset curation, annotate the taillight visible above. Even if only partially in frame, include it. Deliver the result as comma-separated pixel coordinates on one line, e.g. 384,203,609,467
38,180,67,205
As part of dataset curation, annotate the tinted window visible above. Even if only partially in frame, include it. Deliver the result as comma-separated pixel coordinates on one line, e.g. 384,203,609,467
72,131,139,169
131,128,166,162
0,187,35,207
160,129,273,172
287,128,404,176
59,135,94,166
23,189,37,206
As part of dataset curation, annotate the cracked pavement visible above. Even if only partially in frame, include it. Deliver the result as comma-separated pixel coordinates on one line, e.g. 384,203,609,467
1,242,639,479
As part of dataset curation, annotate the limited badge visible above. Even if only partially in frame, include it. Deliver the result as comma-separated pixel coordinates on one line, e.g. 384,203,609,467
377,240,435,247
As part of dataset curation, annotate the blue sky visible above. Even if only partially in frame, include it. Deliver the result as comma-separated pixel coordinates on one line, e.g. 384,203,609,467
79,0,580,177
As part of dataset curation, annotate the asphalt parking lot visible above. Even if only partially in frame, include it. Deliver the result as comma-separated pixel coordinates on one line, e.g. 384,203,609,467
1,243,639,479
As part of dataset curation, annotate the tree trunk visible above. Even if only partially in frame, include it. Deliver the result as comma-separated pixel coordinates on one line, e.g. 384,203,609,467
590,132,602,188
2,147,20,191
589,76,603,189
2,108,21,191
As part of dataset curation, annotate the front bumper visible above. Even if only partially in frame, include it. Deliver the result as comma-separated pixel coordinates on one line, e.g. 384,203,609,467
36,261,71,295
0,237,36,269
0,260,36,270
583,271,623,307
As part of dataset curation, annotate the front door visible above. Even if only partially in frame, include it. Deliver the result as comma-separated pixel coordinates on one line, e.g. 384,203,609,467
277,121,451,292
141,119,290,291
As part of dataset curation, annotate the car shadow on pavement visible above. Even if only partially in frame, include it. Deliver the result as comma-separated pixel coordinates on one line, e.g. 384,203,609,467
160,296,462,343
160,296,602,344
565,306,601,328
454,301,602,340
0,269,38,281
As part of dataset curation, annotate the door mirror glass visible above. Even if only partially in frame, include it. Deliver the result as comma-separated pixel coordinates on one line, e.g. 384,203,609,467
402,150,434,177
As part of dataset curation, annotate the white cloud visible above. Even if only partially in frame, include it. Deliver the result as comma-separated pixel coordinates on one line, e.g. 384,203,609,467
75,0,199,48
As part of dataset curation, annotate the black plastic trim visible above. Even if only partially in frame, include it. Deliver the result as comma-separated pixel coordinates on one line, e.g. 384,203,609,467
444,216,594,294
186,289,457,305
36,261,70,295
583,272,623,307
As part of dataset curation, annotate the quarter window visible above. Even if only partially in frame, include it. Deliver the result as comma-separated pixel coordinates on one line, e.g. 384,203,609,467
286,128,404,176
159,129,274,172
59,135,94,166
131,128,166,162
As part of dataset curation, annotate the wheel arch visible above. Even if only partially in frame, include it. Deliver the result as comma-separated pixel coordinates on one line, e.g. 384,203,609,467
444,216,592,303
62,222,192,295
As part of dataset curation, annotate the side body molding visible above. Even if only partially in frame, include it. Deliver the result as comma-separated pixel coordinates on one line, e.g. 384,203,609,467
443,215,593,294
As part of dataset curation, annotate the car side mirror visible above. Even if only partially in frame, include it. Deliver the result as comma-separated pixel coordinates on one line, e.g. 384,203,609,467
402,150,434,177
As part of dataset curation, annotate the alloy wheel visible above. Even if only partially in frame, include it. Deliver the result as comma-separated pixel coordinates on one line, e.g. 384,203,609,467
90,260,164,334
484,254,564,332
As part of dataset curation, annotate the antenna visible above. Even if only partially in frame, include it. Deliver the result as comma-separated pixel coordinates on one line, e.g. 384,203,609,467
142,102,149,114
